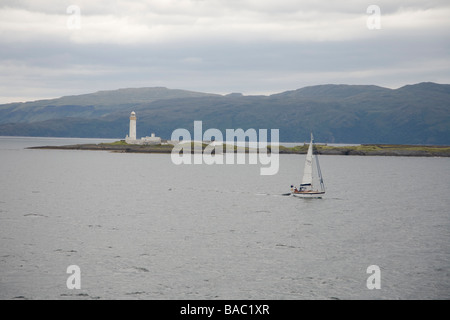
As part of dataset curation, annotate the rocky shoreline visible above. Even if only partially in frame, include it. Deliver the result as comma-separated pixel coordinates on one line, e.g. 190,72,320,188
278,144,450,157
27,142,450,157
27,143,174,153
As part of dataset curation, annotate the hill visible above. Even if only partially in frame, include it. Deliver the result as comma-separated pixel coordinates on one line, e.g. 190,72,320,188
0,87,219,124
0,83,449,144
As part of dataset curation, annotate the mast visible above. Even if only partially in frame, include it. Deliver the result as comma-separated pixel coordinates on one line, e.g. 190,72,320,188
313,137,325,192
300,133,314,188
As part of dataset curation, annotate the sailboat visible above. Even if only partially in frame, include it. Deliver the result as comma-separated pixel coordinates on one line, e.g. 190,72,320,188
291,133,325,198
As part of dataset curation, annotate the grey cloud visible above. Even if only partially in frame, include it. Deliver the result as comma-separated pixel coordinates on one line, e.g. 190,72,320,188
0,0,449,103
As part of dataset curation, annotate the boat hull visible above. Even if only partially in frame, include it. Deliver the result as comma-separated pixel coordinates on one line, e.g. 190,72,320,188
291,191,325,198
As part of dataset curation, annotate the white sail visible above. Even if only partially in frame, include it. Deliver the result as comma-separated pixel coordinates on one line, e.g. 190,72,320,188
301,136,314,186
291,132,325,198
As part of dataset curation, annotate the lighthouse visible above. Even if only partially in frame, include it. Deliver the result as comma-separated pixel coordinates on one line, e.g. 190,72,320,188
129,111,137,140
125,111,161,145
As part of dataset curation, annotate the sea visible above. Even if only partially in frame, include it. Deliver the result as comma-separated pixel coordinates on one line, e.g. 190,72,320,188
0,136,449,300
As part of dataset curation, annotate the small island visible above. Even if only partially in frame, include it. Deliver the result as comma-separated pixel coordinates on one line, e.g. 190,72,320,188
27,112,450,157
27,141,450,157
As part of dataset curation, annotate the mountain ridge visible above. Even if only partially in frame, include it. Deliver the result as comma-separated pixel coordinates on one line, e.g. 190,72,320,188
0,82,449,144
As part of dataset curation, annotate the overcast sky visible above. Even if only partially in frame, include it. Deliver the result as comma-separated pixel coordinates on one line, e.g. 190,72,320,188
0,0,449,103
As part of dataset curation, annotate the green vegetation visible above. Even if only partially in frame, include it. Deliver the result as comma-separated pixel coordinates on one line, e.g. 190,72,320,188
101,140,128,146
277,145,309,153
29,142,450,157
274,144,450,156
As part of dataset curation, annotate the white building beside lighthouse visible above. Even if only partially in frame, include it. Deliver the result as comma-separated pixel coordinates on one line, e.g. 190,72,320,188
125,111,161,145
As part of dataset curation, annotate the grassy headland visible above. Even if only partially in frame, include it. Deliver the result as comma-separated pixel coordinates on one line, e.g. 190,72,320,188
28,141,450,157
277,144,450,157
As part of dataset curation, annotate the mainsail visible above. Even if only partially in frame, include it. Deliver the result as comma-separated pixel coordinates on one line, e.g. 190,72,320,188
291,132,325,198
300,134,314,187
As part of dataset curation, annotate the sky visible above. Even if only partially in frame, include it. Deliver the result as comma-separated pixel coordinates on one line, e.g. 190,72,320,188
0,0,449,103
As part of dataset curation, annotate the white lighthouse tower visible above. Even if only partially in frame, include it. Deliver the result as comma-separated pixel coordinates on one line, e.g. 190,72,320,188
125,111,161,145
129,111,137,140
125,111,137,143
